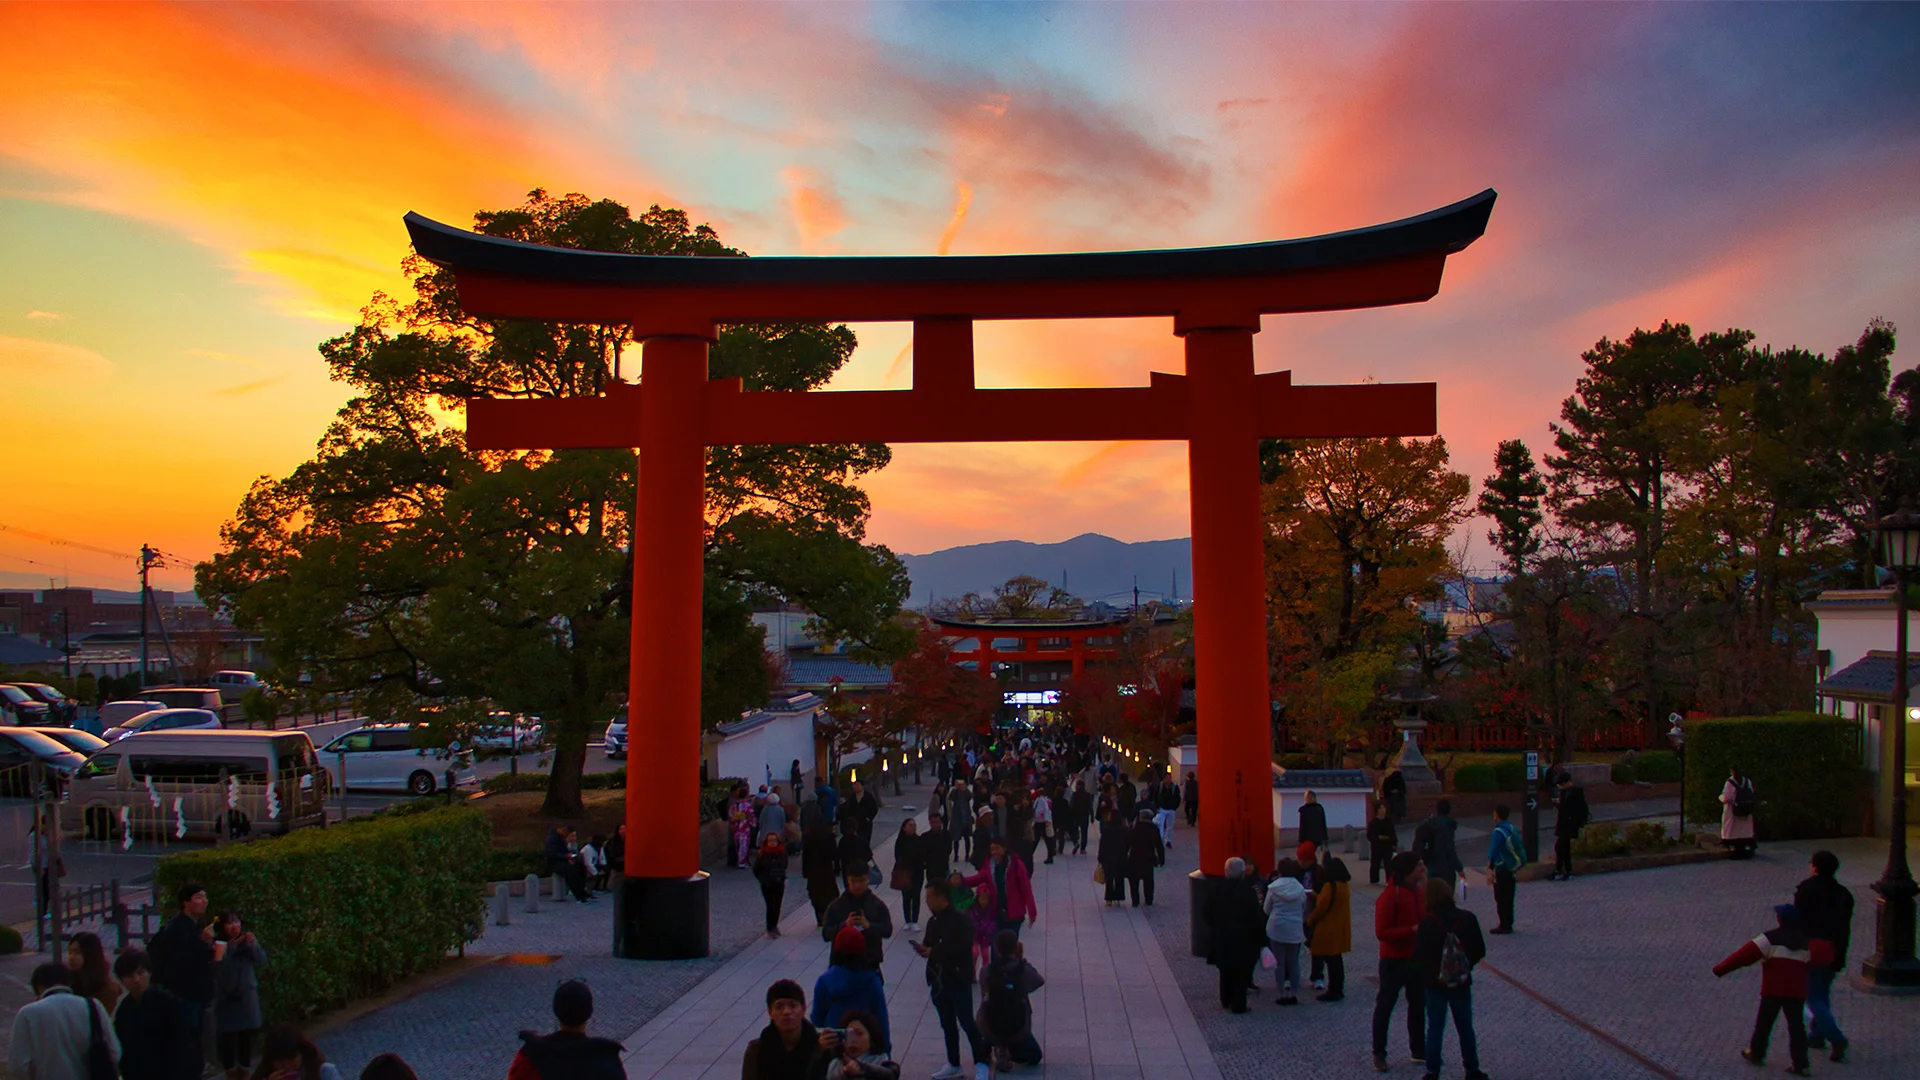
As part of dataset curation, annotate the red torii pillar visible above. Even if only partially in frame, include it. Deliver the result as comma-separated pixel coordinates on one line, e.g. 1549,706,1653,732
405,189,1494,958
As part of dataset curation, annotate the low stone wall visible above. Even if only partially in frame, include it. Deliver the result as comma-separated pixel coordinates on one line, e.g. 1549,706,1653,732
1515,843,1730,882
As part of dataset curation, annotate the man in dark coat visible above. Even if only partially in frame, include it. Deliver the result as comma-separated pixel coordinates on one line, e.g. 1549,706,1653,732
149,881,216,1072
1126,808,1166,907
742,979,839,1080
1183,771,1200,826
112,950,198,1080
843,780,880,842
921,814,953,883
913,882,988,1076
1551,773,1589,881
1380,770,1408,823
1297,790,1330,850
821,869,894,970
1413,799,1463,888
1794,850,1855,1062
1413,877,1487,1079
1069,780,1095,855
1204,859,1267,1013
509,980,625,1080
835,819,873,891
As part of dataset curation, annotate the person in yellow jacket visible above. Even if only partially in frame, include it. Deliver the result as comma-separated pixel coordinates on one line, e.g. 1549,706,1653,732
1305,855,1353,1002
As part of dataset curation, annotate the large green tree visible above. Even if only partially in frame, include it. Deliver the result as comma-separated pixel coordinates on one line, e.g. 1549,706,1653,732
198,190,910,816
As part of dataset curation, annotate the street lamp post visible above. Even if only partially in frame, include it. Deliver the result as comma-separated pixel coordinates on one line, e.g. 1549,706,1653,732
1860,506,1920,992
1667,714,1685,836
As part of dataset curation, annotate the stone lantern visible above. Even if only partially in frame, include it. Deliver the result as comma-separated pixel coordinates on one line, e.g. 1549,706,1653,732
1383,651,1443,794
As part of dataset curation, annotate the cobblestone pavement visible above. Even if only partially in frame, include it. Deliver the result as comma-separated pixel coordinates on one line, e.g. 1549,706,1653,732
1144,822,1919,1080
620,801,1218,1080
314,783,929,1077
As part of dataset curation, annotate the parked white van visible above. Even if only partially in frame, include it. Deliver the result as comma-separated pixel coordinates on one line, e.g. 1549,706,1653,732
318,725,474,796
61,729,328,840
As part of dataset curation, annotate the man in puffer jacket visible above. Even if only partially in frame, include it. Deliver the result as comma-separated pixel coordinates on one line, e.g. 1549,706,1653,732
510,980,625,1080
1712,904,1832,1077
1371,852,1427,1073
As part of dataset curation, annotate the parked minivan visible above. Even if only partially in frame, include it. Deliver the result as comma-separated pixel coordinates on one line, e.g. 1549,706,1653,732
318,725,473,796
145,687,225,713
210,670,263,704
61,729,328,840
99,700,167,729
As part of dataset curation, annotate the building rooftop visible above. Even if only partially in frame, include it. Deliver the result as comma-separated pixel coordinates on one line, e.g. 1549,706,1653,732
1816,650,1920,704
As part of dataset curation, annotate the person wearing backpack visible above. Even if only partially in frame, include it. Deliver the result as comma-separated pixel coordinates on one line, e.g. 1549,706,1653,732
1413,877,1488,1080
1719,765,1758,858
1485,804,1525,934
975,930,1044,1072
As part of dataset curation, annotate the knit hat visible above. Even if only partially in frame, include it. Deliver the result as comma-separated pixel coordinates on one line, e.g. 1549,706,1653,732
553,979,593,1027
1296,841,1317,864
833,926,867,957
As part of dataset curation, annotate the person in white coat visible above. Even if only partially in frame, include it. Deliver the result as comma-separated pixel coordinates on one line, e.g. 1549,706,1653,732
9,963,119,1080
1719,765,1758,858
1262,859,1310,1006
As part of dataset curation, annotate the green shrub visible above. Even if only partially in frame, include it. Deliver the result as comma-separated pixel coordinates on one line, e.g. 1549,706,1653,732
0,923,20,955
1277,753,1321,772
1452,764,1499,793
479,767,628,796
1493,758,1525,792
1622,820,1672,853
1610,762,1637,785
154,806,489,1022
1570,821,1628,858
1684,713,1871,840
483,848,548,881
1634,751,1681,783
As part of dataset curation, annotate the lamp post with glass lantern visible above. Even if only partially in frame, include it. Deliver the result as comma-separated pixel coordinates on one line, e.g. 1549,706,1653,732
1860,505,1920,992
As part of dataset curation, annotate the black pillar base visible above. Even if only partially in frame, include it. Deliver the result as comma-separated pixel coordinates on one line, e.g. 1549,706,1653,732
1189,871,1221,957
615,872,711,960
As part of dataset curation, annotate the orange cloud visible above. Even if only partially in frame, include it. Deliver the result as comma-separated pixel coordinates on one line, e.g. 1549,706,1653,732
0,3,652,322
936,180,974,256
781,166,849,250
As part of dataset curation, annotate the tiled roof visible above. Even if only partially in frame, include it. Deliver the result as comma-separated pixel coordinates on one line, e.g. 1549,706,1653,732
782,655,893,688
0,634,63,666
1817,651,1920,703
1274,768,1372,789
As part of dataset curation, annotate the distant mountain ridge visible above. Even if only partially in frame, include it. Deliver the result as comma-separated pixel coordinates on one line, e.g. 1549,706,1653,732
899,533,1193,610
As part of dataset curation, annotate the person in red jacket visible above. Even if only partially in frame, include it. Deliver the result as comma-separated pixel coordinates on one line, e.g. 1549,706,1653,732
1712,903,1832,1076
1371,851,1427,1073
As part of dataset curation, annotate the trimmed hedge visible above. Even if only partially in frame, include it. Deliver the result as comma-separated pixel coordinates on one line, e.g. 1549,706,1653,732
1452,764,1499,793
1610,762,1637,785
1493,758,1525,792
154,806,489,1021
1684,713,1870,840
1634,751,1681,783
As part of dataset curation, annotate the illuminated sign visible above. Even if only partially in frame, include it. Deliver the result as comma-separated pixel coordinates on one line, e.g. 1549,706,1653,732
1003,691,1061,706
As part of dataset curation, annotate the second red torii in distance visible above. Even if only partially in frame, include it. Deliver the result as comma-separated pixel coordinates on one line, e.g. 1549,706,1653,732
406,188,1496,959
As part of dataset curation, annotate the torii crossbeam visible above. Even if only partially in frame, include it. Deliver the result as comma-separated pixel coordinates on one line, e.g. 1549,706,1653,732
406,188,1495,959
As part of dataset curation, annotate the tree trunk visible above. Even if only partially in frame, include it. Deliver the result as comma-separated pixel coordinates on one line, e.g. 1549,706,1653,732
542,736,588,818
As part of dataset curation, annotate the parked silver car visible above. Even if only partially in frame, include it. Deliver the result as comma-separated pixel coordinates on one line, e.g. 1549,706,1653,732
102,707,223,742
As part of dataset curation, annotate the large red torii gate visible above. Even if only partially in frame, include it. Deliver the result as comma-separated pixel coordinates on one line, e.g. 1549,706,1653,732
405,189,1494,958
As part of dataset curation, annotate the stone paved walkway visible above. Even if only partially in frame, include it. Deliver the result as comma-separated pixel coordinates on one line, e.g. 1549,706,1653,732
619,818,1220,1080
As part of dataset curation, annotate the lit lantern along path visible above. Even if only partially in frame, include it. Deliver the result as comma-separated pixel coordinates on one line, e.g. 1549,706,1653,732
404,189,1496,959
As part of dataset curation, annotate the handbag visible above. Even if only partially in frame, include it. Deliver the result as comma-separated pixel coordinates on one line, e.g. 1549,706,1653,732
85,998,115,1080
1093,864,1106,885
890,863,913,891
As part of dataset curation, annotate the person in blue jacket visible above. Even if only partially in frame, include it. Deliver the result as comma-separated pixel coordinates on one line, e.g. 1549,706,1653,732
811,926,890,1050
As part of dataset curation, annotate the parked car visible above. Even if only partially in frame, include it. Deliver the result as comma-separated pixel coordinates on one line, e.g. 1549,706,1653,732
10,683,78,726
464,713,546,754
210,670,263,704
0,684,51,726
26,727,109,756
318,725,473,795
102,707,223,742
99,700,167,730
144,687,225,712
0,728,87,796
61,730,328,840
605,705,627,759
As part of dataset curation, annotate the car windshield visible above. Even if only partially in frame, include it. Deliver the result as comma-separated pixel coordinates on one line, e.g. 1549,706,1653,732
36,729,107,754
0,729,75,757
25,685,67,702
0,686,31,704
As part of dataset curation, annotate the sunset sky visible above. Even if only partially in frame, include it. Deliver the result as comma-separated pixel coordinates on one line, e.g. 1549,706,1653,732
3,2,1917,594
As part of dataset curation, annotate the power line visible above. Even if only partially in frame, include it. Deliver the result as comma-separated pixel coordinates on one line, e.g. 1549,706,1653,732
0,523,135,562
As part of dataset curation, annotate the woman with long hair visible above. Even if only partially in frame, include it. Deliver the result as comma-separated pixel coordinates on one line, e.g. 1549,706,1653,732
65,930,120,1014
251,1023,341,1080
215,910,269,1079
